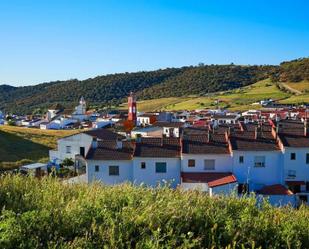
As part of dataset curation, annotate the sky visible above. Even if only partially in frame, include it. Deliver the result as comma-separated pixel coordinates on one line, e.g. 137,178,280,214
0,0,308,86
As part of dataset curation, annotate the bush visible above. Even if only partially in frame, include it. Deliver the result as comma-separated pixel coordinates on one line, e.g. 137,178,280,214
0,175,309,248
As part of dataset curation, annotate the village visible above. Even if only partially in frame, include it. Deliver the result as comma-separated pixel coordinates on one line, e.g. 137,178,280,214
1,92,308,207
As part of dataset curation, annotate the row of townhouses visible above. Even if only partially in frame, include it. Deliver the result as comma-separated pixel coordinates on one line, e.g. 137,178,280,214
50,118,309,206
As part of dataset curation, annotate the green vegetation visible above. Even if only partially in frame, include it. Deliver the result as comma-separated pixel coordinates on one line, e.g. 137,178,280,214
0,65,274,114
119,79,291,112
271,57,309,83
0,126,78,170
0,175,309,248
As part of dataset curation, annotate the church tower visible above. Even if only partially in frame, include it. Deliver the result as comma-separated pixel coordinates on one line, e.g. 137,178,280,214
79,96,86,115
128,92,137,124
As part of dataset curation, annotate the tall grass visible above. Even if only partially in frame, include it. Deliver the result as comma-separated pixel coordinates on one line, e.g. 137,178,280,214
0,175,309,249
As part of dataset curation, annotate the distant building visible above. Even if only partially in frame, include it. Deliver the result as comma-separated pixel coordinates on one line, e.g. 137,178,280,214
128,92,137,125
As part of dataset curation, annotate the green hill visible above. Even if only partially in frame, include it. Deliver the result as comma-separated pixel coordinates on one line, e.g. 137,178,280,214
0,65,275,114
0,126,78,169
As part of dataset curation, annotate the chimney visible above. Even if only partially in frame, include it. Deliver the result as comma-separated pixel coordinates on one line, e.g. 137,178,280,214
305,109,308,137
254,127,258,140
116,139,123,149
92,138,98,149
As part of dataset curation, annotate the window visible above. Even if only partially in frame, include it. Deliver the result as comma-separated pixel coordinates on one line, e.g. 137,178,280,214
188,159,195,167
109,166,119,176
141,162,146,169
66,146,71,154
306,154,309,164
239,156,244,164
95,165,99,172
155,162,167,173
291,153,296,160
288,170,296,177
204,159,215,170
254,156,265,167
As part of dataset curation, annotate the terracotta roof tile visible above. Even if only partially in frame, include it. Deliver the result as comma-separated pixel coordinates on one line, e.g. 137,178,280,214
134,137,181,158
182,134,229,154
181,172,237,187
258,184,293,195
86,140,134,160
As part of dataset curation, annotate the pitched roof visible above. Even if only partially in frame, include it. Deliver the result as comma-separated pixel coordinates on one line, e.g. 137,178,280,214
134,137,181,158
86,140,134,160
230,131,280,151
258,184,293,196
182,134,229,154
278,133,309,147
181,172,237,187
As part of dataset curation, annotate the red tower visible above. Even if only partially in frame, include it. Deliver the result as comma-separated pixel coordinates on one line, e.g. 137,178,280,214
128,92,137,124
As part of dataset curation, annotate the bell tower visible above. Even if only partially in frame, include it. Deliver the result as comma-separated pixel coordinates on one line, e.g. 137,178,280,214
128,92,137,124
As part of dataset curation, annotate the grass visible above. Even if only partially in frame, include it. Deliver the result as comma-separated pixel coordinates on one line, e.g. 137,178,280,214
0,126,79,169
283,80,309,93
1,174,309,248
118,79,292,112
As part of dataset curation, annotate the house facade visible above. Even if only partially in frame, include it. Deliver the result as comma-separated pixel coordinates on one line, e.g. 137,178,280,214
49,118,309,206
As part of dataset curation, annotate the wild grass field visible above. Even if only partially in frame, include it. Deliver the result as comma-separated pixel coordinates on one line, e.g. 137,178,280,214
0,126,78,169
0,174,309,249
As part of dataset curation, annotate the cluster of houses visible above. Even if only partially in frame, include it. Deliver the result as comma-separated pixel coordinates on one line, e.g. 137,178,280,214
46,93,309,207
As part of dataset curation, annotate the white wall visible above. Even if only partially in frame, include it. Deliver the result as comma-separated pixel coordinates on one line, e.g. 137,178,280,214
133,157,181,188
232,151,283,191
209,182,238,196
181,154,233,172
181,182,208,192
283,147,309,182
87,160,133,185
49,133,93,161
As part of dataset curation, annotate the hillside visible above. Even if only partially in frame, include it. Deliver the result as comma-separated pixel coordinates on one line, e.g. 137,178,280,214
118,79,291,112
1,175,309,248
0,126,78,169
0,65,275,114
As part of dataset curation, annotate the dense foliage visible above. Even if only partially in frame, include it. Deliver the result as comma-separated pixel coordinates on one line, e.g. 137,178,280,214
0,64,275,114
0,175,309,249
271,57,309,83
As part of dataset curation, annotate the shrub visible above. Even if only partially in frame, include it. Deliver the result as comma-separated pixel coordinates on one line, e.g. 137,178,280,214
0,175,309,248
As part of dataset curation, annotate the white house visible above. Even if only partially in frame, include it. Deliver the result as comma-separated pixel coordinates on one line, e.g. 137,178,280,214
153,121,185,138
133,137,181,188
231,129,284,192
86,140,133,184
50,129,125,162
131,126,163,138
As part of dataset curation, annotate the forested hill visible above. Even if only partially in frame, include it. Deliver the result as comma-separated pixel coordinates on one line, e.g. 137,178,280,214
1,64,279,114
271,57,309,83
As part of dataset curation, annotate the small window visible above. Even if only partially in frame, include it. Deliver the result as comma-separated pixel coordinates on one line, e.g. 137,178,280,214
239,156,244,164
188,159,195,167
141,162,146,169
66,146,71,154
306,154,309,164
204,159,215,170
95,165,99,172
288,170,296,177
291,153,296,160
155,162,167,173
306,182,309,192
109,166,119,176
254,156,265,167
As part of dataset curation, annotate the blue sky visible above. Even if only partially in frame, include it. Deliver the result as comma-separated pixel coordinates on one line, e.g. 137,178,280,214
0,0,308,86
